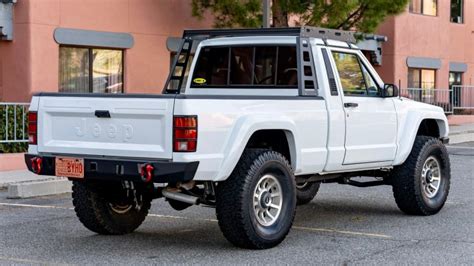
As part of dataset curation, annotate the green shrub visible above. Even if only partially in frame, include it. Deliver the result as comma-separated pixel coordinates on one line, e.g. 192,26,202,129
0,104,29,153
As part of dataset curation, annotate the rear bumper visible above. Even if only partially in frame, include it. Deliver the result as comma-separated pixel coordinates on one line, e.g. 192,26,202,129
25,154,199,183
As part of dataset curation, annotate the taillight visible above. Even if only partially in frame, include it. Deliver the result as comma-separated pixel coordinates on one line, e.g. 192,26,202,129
173,116,197,152
28,111,38,145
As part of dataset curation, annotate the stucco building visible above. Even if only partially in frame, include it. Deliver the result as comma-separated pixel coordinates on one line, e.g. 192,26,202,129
376,0,473,94
0,0,211,102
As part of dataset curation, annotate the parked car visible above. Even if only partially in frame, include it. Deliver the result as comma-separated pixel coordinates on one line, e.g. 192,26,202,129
25,27,450,249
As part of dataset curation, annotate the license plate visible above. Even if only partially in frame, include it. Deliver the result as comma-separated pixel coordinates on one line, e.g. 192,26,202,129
55,157,84,178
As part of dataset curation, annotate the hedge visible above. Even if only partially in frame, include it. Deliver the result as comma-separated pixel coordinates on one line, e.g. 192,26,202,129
0,105,28,153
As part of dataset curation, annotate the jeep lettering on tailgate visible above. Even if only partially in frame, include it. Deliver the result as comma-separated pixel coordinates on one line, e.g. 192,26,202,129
75,119,134,142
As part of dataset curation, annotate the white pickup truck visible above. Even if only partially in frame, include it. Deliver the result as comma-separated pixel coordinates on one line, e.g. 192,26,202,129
26,27,451,249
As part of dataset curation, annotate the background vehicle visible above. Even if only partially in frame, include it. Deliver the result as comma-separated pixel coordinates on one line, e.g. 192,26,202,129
25,27,451,249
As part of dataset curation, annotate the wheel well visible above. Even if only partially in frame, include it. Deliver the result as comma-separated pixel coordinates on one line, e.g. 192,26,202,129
417,119,440,138
246,130,293,166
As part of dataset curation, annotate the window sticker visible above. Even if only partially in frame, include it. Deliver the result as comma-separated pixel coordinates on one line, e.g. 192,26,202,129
193,78,207,84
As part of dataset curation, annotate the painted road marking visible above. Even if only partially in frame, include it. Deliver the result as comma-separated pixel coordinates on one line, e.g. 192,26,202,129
0,255,69,265
0,202,392,239
447,145,474,150
0,202,73,210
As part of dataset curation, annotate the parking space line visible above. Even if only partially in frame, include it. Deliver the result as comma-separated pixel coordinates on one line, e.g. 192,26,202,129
0,202,73,210
446,145,474,150
0,202,393,239
149,213,392,239
292,226,391,238
0,255,67,265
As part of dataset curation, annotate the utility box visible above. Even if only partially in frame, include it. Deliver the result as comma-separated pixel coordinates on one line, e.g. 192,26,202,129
0,0,16,41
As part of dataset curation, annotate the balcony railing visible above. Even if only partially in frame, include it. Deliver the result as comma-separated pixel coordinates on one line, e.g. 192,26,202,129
0,103,29,145
400,86,474,114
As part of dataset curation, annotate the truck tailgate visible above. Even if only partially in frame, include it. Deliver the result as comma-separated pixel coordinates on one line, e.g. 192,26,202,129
37,95,175,159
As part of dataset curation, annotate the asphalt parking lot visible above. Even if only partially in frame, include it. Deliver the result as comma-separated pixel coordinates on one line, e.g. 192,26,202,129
0,143,473,265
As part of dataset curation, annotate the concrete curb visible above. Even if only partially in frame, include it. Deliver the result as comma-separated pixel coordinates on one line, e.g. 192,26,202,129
449,130,474,144
7,178,72,199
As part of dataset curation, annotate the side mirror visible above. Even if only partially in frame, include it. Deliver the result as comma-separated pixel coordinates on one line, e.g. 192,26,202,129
383,83,399,98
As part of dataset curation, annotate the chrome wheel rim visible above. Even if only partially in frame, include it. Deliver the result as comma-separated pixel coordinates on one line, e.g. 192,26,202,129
421,156,442,198
109,203,133,214
253,174,283,227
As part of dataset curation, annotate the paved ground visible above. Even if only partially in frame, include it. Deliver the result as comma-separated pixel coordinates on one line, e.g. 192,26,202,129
0,143,472,265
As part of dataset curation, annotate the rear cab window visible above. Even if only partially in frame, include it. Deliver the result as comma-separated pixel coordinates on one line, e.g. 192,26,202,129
191,45,298,88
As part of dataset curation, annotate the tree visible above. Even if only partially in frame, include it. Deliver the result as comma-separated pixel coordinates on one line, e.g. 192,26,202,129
191,0,409,33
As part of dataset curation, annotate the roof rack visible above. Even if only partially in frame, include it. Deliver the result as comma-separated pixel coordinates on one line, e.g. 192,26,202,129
165,26,357,95
182,26,357,44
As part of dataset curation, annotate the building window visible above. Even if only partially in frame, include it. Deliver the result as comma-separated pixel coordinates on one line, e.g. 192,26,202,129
408,68,436,89
191,45,297,88
409,0,438,16
59,47,124,93
450,0,463,23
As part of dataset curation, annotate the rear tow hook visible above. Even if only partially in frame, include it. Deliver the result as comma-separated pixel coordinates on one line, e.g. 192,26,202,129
140,164,154,183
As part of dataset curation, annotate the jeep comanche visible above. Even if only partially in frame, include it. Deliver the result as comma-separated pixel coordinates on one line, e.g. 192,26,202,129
25,27,451,249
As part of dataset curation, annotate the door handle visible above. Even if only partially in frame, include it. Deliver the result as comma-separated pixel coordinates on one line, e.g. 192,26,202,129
344,102,359,108
95,110,111,118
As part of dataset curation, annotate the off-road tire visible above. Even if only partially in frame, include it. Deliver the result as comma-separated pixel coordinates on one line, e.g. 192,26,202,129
216,149,296,249
72,181,151,235
296,182,320,205
391,136,451,215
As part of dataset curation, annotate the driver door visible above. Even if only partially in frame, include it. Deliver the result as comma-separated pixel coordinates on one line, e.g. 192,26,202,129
331,51,397,165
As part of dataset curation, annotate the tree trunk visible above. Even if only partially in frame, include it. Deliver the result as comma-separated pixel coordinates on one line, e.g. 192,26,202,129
272,0,288,27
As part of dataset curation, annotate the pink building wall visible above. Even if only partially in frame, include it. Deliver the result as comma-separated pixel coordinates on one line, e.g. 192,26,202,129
375,0,474,89
1,0,473,101
0,0,211,102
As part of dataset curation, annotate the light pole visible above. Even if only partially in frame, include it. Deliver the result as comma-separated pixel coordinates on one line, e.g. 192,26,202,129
263,0,271,28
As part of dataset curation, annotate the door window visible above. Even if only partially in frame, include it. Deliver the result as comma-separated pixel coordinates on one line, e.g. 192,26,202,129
449,72,462,106
332,52,379,96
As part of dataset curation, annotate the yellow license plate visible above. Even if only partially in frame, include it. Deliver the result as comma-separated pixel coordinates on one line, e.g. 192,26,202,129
55,157,84,179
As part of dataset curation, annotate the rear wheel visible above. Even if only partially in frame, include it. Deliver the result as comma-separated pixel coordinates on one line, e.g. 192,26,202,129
296,182,320,205
391,136,451,215
72,180,151,235
216,149,296,249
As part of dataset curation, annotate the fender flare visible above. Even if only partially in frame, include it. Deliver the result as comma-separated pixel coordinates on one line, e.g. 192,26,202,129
394,111,448,165
214,115,299,181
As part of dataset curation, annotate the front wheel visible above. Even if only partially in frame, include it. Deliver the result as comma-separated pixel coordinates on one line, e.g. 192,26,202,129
391,136,451,215
216,149,296,249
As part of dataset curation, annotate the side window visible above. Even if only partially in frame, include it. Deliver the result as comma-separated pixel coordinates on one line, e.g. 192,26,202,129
360,63,380,96
332,52,380,97
332,52,367,96
191,45,297,88
192,47,229,86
